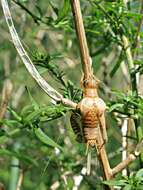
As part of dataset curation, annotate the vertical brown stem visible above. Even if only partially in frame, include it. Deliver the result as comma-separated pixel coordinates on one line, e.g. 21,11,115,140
70,1,113,187
16,169,24,190
70,0,93,80
96,128,113,181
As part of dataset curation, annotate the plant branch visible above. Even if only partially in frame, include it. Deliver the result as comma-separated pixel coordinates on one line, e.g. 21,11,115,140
70,2,113,188
121,35,134,71
112,154,136,176
1,0,77,109
70,0,93,80
112,139,143,176
121,119,128,176
16,169,24,190
121,34,138,94
12,0,42,24
95,131,112,181
122,0,143,167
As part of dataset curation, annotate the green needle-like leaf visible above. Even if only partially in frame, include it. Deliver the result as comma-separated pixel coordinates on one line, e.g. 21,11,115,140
34,127,63,151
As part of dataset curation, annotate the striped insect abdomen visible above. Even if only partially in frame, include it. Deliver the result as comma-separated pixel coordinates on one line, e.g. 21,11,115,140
82,107,99,147
77,96,103,147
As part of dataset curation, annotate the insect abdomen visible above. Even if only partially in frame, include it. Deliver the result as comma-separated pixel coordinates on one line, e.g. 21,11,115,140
82,108,99,146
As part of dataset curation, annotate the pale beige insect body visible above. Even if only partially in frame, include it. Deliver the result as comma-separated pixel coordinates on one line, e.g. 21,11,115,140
77,96,106,147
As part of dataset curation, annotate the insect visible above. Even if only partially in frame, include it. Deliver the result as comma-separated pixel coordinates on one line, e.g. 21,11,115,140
70,75,108,174
77,95,107,148
71,76,107,145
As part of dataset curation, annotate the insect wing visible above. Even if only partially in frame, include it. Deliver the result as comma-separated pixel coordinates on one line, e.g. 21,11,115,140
70,112,83,143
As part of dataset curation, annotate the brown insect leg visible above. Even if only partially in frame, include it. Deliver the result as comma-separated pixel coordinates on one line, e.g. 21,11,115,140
86,149,91,175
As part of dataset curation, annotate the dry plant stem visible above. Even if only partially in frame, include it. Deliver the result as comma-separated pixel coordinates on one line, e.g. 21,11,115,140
112,138,143,175
1,0,77,109
96,130,112,180
70,0,112,185
70,0,143,181
0,79,13,121
70,0,93,80
112,154,136,176
121,119,128,176
16,169,24,190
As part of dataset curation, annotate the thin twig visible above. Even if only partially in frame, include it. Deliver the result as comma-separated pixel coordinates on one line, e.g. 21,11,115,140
16,169,24,190
96,135,112,181
112,154,136,176
1,0,77,109
61,172,70,190
70,0,93,81
12,0,42,24
112,139,143,176
121,119,128,176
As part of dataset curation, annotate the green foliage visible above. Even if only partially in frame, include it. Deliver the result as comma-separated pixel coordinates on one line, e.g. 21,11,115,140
104,169,143,190
134,59,143,74
32,51,66,86
34,127,63,151
32,51,82,102
0,148,38,166
1,0,143,189
12,0,71,29
108,91,143,118
3,103,68,127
